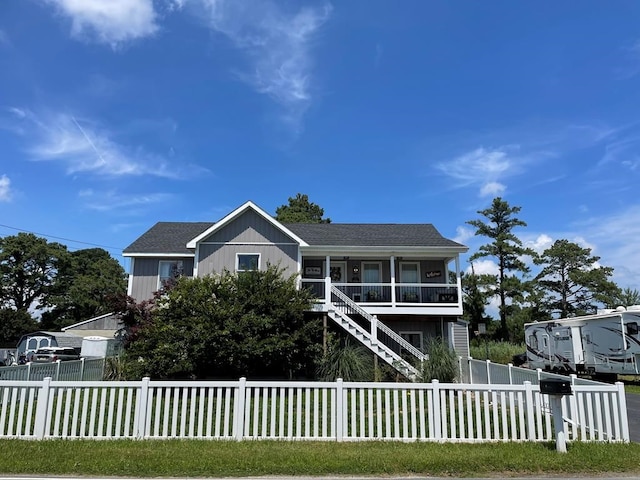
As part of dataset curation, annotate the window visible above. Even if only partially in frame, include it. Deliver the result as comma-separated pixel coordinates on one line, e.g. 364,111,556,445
528,335,538,350
159,260,184,288
400,262,420,302
627,322,639,336
363,262,382,301
237,254,260,272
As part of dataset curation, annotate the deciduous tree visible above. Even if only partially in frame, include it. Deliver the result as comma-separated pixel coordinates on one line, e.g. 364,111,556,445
0,233,68,312
275,193,331,223
41,248,127,329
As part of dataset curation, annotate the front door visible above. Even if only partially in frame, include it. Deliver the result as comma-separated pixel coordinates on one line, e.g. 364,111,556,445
327,261,346,283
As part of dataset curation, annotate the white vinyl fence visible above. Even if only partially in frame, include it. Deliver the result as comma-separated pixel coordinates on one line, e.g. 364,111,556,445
0,376,629,442
0,358,105,382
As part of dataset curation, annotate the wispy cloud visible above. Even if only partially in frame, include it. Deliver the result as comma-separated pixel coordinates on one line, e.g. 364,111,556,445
198,0,332,130
436,145,526,197
7,108,206,179
80,189,173,212
43,0,159,48
0,175,12,202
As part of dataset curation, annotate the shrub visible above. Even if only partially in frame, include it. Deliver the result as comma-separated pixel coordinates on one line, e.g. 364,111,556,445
419,337,458,382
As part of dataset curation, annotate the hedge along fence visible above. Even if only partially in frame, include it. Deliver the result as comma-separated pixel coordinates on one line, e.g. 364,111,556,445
0,377,629,442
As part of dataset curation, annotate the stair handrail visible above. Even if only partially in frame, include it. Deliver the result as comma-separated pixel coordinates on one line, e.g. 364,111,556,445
331,286,427,362
328,307,419,378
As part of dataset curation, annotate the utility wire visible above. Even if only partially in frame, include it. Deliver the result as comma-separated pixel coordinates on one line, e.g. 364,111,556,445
0,223,124,252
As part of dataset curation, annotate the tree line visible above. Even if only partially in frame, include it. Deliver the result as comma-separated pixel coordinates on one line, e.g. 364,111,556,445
463,197,638,342
0,232,126,346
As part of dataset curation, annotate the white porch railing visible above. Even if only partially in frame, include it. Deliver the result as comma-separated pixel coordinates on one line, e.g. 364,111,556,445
0,377,628,442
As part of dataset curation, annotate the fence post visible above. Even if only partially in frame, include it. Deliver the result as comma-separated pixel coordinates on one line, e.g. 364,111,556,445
336,378,344,442
615,382,630,442
27,362,32,381
234,377,247,441
457,356,462,383
55,360,61,381
33,377,52,440
485,359,492,385
524,381,535,440
432,380,441,440
79,358,85,381
467,357,473,384
550,394,567,453
536,368,542,384
135,377,150,439
508,363,513,384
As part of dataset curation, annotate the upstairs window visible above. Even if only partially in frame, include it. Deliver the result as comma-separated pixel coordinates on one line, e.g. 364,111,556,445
159,260,184,289
237,254,260,272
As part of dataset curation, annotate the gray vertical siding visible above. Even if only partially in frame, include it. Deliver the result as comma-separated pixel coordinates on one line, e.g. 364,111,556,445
205,210,299,244
130,257,194,301
197,244,298,277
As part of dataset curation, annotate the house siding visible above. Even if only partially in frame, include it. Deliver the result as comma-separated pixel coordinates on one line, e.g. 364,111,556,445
197,243,298,276
195,211,300,277
130,257,195,301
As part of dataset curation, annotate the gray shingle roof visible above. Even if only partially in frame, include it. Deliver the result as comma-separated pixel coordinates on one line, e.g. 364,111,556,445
285,223,465,248
124,220,466,255
123,222,213,255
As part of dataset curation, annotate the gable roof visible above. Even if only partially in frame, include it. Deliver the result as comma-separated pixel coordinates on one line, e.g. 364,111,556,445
285,223,465,249
185,201,308,248
123,222,213,256
123,203,467,255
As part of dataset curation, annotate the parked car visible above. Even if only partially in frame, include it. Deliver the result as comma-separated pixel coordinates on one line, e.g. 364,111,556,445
30,347,80,363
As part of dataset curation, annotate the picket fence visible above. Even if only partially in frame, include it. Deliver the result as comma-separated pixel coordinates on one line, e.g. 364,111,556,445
0,358,105,382
0,376,629,442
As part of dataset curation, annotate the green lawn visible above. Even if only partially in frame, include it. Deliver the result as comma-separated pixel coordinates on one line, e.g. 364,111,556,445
0,439,638,477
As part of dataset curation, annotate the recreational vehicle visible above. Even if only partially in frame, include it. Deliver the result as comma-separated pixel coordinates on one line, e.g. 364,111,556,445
524,307,640,379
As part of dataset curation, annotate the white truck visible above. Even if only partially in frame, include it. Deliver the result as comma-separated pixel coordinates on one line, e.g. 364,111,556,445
524,307,640,380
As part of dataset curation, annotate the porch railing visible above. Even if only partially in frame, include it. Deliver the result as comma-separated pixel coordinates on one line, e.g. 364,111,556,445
302,279,459,306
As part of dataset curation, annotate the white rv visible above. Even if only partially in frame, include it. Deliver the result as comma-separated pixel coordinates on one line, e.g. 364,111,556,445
524,307,640,379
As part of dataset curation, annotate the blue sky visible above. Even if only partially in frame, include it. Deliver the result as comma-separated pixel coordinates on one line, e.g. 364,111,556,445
2,0,640,297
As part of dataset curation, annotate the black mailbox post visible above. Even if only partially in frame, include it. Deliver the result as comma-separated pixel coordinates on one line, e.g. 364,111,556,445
540,378,573,453
540,378,573,396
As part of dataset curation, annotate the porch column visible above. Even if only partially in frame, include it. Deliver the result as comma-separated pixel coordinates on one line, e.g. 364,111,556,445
390,255,396,306
325,255,331,307
455,256,462,307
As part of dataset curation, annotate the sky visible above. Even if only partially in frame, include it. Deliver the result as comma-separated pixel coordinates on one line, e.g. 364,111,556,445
2,0,640,299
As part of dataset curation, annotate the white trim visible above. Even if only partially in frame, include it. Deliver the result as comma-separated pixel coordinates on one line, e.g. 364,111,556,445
399,331,424,350
123,252,194,258
194,243,200,278
198,241,300,246
61,312,117,331
186,201,308,249
127,258,135,296
236,252,261,272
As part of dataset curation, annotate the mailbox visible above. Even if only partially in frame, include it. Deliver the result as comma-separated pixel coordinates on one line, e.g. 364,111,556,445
539,378,572,395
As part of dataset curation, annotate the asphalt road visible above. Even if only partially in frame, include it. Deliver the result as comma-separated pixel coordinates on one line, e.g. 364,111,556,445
627,392,640,442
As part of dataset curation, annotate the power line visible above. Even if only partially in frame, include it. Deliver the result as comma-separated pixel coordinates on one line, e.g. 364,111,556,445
0,223,125,253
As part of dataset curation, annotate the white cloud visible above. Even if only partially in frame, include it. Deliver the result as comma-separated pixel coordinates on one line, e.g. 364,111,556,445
44,0,159,47
466,259,499,277
0,175,12,202
8,108,206,179
525,233,553,255
453,225,475,245
479,181,506,198
198,0,332,129
436,146,522,196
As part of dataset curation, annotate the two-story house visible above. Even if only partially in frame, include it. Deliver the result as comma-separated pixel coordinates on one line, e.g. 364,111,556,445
123,201,469,379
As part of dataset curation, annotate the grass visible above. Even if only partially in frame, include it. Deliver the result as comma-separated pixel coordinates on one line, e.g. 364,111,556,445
470,340,526,364
0,440,639,477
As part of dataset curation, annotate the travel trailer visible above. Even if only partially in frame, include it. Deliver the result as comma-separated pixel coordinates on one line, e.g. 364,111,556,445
524,307,640,379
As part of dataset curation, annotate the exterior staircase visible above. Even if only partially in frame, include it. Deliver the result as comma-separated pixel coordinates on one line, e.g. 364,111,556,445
326,286,427,381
